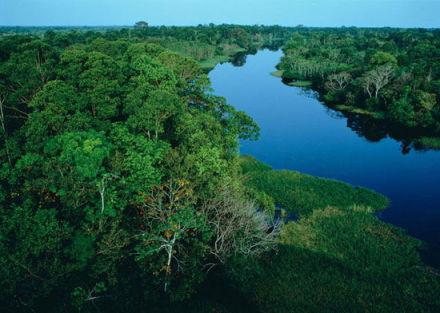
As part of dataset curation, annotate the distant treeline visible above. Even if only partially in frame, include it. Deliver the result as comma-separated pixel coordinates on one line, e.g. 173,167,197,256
0,24,293,70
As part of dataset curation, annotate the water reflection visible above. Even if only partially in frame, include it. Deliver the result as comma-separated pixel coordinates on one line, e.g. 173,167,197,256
281,81,440,155
230,52,248,67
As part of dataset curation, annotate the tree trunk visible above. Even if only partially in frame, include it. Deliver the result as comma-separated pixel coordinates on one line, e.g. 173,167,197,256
0,96,11,165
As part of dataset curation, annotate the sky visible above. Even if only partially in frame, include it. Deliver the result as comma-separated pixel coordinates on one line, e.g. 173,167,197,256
1,0,439,28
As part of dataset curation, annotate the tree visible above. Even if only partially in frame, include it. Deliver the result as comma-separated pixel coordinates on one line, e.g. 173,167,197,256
135,180,210,298
134,21,149,29
388,96,415,127
0,92,11,165
325,72,352,91
363,65,394,98
201,182,280,266
416,91,437,111
370,51,398,67
127,88,181,139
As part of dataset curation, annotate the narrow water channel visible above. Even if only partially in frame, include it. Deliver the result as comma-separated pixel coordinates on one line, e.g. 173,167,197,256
209,49,440,267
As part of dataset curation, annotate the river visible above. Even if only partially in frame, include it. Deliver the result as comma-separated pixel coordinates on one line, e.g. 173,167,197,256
209,49,440,267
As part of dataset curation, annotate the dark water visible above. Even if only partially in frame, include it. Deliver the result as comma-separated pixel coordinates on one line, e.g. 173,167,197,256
209,50,440,267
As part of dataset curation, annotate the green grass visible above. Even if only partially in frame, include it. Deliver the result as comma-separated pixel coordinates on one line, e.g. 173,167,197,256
240,156,389,216
199,46,246,71
414,136,440,150
287,80,313,87
199,55,231,70
230,156,440,312
334,104,386,119
229,207,440,313
270,70,284,77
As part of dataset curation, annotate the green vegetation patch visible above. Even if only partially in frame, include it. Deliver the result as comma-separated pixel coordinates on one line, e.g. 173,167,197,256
415,136,440,150
240,156,389,216
198,46,247,70
229,206,440,313
199,55,230,70
232,156,439,313
270,70,284,77
0,27,268,312
287,80,312,87
335,104,385,119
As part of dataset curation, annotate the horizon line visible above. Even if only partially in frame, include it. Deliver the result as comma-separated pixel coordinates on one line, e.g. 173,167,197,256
1,24,439,30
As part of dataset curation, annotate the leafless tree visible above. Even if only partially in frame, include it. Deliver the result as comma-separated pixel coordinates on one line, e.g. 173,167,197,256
137,179,280,292
202,182,280,268
362,75,374,98
96,173,120,232
0,94,11,165
362,65,394,98
325,72,352,91
97,173,119,215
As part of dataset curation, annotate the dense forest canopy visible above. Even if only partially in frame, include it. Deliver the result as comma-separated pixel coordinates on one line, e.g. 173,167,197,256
0,25,281,311
0,25,439,312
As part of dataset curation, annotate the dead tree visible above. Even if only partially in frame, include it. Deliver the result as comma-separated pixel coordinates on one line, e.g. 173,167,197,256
363,65,394,98
0,94,11,165
202,182,280,267
325,72,352,91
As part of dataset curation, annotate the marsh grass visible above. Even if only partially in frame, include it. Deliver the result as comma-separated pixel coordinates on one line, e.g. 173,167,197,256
240,156,389,216
228,156,440,312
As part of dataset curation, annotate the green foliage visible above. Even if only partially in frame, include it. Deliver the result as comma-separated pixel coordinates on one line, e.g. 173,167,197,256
44,131,111,180
0,206,72,308
1,25,438,313
388,96,416,127
0,30,261,312
240,156,388,216
414,136,440,150
278,28,440,148
231,157,438,313
228,207,440,313
370,51,398,66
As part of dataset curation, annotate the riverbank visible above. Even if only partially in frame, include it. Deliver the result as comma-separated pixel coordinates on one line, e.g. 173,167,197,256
271,70,313,87
278,73,440,150
229,156,440,312
240,155,389,216
276,29,440,150
199,47,247,71
333,104,386,119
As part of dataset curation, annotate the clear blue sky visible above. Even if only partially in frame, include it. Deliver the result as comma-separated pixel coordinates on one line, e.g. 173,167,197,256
1,0,439,28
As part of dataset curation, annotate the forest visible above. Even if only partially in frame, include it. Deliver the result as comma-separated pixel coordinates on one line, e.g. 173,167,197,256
277,28,440,149
0,25,439,312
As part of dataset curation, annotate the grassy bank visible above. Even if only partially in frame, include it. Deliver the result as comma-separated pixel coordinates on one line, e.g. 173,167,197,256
229,207,439,313
229,156,440,313
240,156,389,216
200,46,247,70
334,104,386,119
270,70,284,77
270,70,313,88
199,55,231,70
414,137,440,150
287,80,313,87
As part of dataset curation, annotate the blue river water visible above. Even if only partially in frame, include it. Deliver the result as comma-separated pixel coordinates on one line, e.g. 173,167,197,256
209,49,440,267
